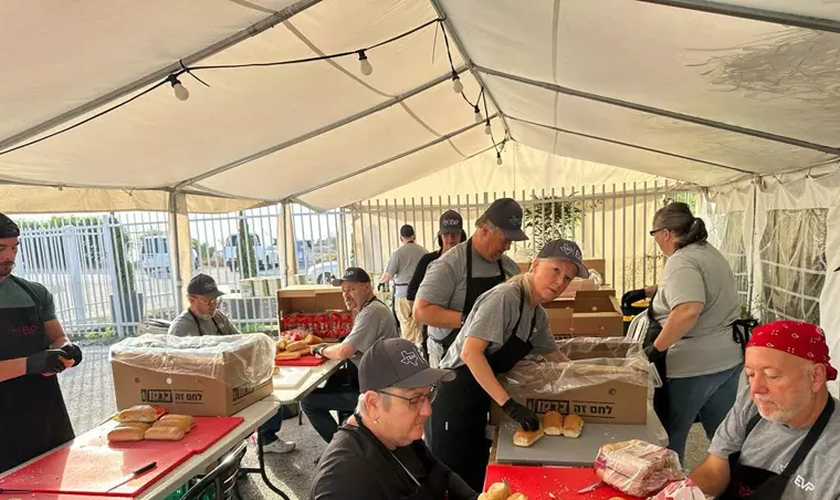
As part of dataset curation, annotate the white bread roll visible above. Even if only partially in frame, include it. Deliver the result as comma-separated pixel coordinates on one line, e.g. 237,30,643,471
108,426,145,442
117,405,157,423
563,414,584,438
513,427,545,448
543,411,563,436
145,426,185,441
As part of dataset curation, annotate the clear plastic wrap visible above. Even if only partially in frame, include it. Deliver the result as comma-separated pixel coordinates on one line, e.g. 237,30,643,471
646,478,707,500
109,333,275,387
594,439,684,497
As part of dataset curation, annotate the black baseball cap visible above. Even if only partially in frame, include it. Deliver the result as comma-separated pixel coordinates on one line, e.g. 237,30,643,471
359,338,455,392
537,239,589,278
331,267,371,286
481,198,528,241
0,213,20,239
400,224,415,238
187,273,224,298
439,210,463,235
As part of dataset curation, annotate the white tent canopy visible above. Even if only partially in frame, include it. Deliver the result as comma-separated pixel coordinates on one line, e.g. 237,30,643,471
3,0,840,214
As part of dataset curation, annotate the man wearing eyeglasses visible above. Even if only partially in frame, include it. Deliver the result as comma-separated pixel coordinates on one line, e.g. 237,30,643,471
168,273,296,454
309,338,477,500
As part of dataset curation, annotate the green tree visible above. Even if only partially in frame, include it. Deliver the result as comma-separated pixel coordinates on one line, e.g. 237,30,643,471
523,196,583,249
237,214,258,278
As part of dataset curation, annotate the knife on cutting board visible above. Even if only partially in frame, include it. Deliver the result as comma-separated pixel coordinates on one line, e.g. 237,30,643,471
104,461,157,493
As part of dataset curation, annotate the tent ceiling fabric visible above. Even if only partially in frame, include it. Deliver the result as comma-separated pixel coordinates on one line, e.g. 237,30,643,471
2,0,840,213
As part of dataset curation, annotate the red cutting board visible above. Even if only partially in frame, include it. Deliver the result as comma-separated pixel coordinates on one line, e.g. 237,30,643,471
0,493,124,499
0,445,190,497
484,464,644,500
74,416,245,454
275,354,326,366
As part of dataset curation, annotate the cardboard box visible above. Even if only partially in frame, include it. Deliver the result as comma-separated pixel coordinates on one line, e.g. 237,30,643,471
545,289,623,337
277,285,347,318
492,337,649,424
111,334,275,417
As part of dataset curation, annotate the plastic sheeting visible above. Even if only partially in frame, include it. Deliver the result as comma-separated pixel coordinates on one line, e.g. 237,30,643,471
109,333,276,387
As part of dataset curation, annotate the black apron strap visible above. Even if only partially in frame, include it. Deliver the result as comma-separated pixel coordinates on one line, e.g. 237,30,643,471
9,275,43,324
188,309,222,336
509,284,537,344
778,397,834,480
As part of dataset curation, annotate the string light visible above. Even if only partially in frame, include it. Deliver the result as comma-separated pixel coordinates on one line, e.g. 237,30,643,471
496,151,503,166
358,50,373,76
473,105,483,123
484,119,492,135
451,73,463,94
168,75,189,101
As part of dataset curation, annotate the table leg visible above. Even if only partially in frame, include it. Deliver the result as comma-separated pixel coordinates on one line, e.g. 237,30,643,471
239,433,292,500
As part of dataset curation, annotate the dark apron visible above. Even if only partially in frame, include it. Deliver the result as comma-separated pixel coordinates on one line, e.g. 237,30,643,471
188,309,222,336
0,276,74,473
352,414,450,500
433,238,505,355
719,398,834,500
430,284,537,491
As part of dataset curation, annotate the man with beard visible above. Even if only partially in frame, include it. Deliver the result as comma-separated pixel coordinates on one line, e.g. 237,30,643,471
303,267,399,443
0,213,84,473
689,320,840,500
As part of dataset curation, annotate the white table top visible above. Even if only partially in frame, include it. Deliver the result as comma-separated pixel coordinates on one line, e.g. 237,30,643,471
272,359,343,405
0,399,280,500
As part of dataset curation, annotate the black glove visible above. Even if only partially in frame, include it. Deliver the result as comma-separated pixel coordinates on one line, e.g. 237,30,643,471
645,344,666,363
26,349,70,375
377,283,387,292
502,398,539,431
59,343,83,367
621,288,647,308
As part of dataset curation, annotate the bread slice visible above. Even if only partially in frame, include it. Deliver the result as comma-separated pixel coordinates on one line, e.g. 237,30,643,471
513,426,545,448
563,413,584,438
543,411,564,436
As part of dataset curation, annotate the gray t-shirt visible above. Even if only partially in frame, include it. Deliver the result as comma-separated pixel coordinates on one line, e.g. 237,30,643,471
709,387,840,500
385,242,429,298
344,298,399,366
168,308,240,337
439,282,556,369
416,240,520,362
651,242,741,378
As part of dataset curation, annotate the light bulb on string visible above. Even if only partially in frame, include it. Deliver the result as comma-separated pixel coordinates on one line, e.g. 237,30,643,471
473,105,483,124
484,119,492,135
496,151,503,166
358,50,373,76
168,75,189,101
451,74,463,94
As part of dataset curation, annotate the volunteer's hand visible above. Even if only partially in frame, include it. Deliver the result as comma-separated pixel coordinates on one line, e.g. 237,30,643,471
59,343,83,367
377,283,387,292
312,344,328,358
26,349,70,375
645,344,666,363
502,398,539,431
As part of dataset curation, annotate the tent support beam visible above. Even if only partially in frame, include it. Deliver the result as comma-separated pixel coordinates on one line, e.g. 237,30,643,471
287,115,499,202
0,0,324,153
508,115,755,175
638,0,840,34
476,65,840,157
174,65,469,189
428,0,513,140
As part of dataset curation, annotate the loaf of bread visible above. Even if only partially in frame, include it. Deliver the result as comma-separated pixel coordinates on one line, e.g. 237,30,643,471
118,405,158,423
477,482,511,500
563,413,584,438
276,351,302,361
286,340,310,353
543,411,563,436
154,414,194,433
304,333,324,345
117,421,151,432
145,426,186,441
513,426,545,448
594,440,682,497
107,425,145,442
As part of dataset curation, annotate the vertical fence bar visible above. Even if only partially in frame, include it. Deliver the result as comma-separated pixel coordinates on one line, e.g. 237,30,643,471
366,200,376,273
632,182,637,290
591,184,596,258
581,186,587,255
612,183,617,288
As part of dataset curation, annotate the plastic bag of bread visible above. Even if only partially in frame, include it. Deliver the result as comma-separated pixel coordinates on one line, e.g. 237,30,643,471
646,478,706,499
594,439,683,497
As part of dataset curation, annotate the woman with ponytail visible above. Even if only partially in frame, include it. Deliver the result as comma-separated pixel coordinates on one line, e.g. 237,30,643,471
645,202,742,464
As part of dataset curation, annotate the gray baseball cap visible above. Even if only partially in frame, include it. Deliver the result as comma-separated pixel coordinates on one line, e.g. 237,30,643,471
359,338,455,392
481,198,528,241
438,210,463,235
537,239,589,279
187,273,224,298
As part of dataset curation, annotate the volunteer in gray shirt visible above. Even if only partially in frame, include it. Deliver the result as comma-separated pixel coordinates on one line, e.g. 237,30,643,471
378,224,428,344
644,202,743,463
690,320,840,500
414,198,524,368
303,267,399,443
168,274,239,337
168,273,296,454
428,239,585,491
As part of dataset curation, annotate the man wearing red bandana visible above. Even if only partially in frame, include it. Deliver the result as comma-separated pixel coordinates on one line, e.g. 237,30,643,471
688,320,840,500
